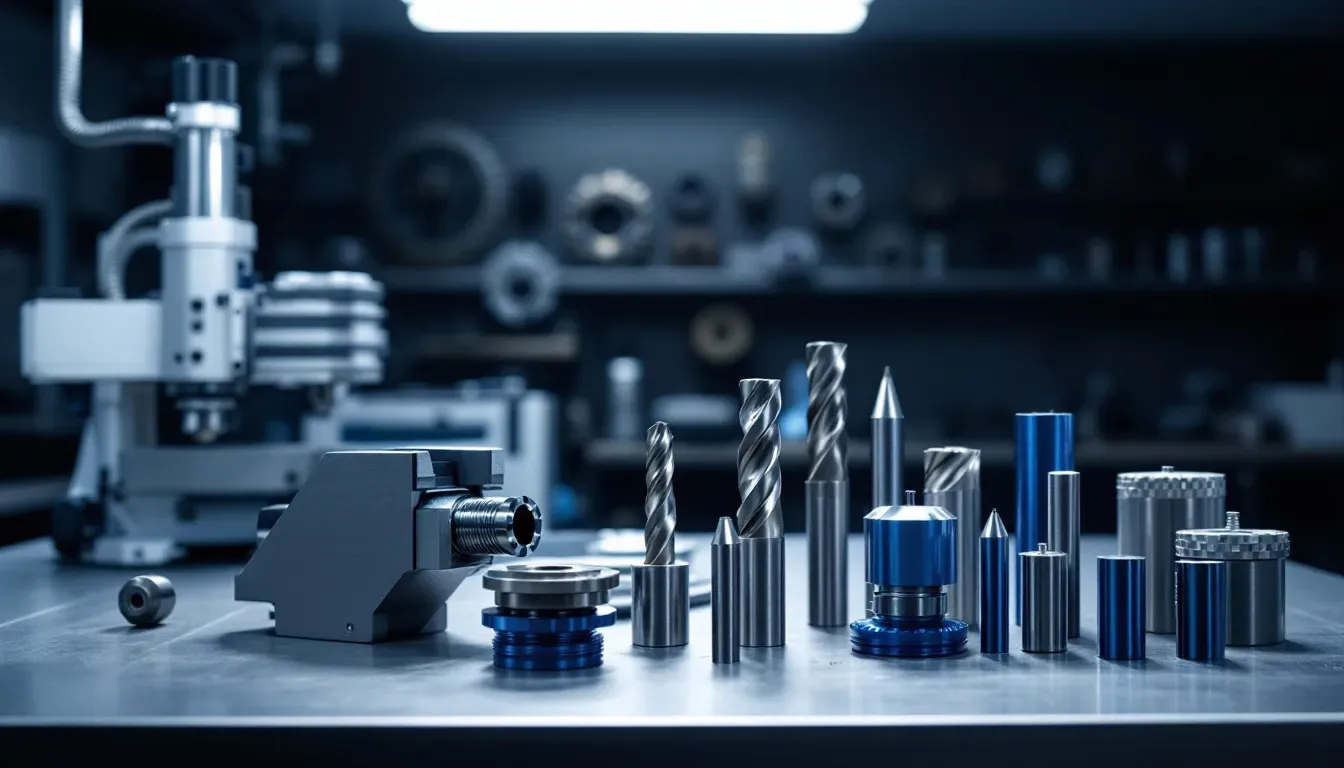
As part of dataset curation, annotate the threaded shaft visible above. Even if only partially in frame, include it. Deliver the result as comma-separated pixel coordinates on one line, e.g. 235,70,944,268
1227,510,1240,530
737,378,782,538
805,341,848,482
644,421,677,565
451,496,541,557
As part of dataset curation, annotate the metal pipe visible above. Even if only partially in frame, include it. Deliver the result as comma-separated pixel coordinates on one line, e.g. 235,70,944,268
56,0,173,147
96,199,171,299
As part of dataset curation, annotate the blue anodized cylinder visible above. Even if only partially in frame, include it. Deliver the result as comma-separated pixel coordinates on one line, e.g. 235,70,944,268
1098,555,1146,661
980,525,1009,654
1014,412,1074,624
865,492,957,589
1176,559,1227,662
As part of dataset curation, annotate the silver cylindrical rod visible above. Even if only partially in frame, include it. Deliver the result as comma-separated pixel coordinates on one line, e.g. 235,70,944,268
870,366,903,510
924,447,981,628
712,517,741,663
1021,543,1068,653
1047,470,1081,638
805,341,849,628
737,378,784,647
631,563,690,648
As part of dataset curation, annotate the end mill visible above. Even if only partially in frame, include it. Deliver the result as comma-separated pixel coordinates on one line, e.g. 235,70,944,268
805,341,849,628
924,446,982,628
737,377,784,647
632,422,690,648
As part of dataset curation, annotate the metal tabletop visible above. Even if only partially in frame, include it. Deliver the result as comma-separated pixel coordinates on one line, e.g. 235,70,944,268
1,533,1341,762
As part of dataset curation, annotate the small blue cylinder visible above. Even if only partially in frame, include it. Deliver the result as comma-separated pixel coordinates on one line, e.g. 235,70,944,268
1098,555,1146,661
865,503,957,588
979,533,1009,654
1013,412,1074,624
1176,559,1227,663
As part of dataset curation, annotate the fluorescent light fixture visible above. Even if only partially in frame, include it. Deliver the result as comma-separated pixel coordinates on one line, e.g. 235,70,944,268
404,0,871,35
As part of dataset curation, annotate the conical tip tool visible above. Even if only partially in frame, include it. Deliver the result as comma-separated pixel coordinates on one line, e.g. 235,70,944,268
712,516,741,546
872,366,903,419
981,509,1008,538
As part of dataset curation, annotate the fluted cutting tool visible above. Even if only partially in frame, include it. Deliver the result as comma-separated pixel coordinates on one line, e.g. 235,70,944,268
805,342,848,627
632,422,689,648
925,446,982,627
736,378,784,647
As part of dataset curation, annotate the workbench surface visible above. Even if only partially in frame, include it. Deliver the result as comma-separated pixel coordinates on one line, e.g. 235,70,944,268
2,533,1341,760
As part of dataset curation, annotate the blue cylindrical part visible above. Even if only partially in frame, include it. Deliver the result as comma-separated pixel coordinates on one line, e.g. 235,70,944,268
482,605,617,670
864,502,957,588
1177,559,1226,662
1098,555,1146,661
1013,412,1074,624
980,534,1009,653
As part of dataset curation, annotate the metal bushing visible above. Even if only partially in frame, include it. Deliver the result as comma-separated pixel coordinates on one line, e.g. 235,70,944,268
480,241,561,328
563,169,655,263
118,575,176,627
369,122,508,265
668,173,716,223
810,172,867,233
482,563,620,612
689,303,754,366
481,563,621,671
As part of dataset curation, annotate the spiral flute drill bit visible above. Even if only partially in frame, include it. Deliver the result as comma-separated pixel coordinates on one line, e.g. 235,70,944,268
737,378,784,647
805,342,849,627
924,447,982,628
632,422,689,648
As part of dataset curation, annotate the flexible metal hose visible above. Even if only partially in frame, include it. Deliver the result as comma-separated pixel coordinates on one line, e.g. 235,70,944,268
57,0,173,147
96,199,171,299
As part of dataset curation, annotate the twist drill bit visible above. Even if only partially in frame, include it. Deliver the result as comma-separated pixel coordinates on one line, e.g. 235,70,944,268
924,447,982,628
644,421,676,566
805,342,849,627
631,421,689,648
736,378,784,647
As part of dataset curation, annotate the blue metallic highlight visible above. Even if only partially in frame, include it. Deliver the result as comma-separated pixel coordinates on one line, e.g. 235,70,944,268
864,503,957,589
850,617,968,657
481,605,616,670
1177,559,1226,663
1013,412,1074,624
980,531,1009,654
1098,555,1146,661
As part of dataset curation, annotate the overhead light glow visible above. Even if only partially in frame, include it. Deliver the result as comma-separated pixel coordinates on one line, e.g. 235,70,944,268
403,0,871,35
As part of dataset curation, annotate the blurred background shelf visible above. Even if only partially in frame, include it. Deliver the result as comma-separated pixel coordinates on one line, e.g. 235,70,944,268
585,439,1344,470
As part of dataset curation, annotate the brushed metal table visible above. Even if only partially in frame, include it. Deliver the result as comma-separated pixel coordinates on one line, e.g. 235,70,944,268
1,533,1341,762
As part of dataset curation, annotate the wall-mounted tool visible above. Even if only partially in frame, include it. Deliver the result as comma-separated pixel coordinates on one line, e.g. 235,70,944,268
925,447,981,629
1175,511,1289,646
980,510,1009,654
810,172,867,234
482,563,619,670
712,516,741,664
669,172,716,224
1117,466,1225,634
118,575,176,628
480,240,561,328
735,131,774,224
670,228,720,266
1176,559,1226,662
29,0,389,566
863,223,914,269
632,422,690,648
369,122,508,265
234,447,542,643
852,490,967,658
690,303,754,367
737,378,785,648
1021,544,1067,654
1047,470,1081,638
805,341,848,628
564,169,654,263
1098,555,1145,661
1014,412,1074,624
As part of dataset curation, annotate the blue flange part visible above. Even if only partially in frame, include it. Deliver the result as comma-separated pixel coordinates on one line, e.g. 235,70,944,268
850,617,969,658
482,605,616,671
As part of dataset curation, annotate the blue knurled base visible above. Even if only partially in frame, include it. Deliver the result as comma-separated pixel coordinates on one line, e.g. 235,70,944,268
482,605,616,671
850,617,969,658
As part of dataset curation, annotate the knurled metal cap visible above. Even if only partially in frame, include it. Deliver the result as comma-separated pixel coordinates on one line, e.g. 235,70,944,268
1116,466,1225,499
1174,527,1290,560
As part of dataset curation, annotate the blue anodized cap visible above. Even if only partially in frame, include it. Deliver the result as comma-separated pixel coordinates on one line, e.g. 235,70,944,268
865,490,957,588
